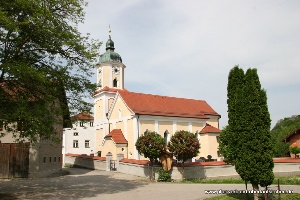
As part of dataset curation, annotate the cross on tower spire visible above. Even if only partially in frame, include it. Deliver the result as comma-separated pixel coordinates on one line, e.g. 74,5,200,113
109,25,111,39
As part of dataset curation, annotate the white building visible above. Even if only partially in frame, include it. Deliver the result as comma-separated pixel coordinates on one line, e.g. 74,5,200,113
62,112,96,164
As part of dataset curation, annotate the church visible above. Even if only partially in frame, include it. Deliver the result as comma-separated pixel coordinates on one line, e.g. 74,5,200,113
93,33,222,161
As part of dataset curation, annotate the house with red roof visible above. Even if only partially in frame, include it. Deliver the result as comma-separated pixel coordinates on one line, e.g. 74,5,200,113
92,34,222,161
0,82,70,178
282,127,300,158
62,112,96,162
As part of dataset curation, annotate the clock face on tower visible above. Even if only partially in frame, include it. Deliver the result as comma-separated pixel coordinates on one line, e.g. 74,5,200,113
112,66,120,74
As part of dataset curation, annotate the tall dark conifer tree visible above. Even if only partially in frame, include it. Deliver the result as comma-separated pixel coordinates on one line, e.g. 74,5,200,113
219,65,244,163
221,66,274,200
235,69,274,199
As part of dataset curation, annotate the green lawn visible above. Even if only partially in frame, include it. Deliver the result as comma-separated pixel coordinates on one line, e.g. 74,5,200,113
182,175,300,185
204,193,300,200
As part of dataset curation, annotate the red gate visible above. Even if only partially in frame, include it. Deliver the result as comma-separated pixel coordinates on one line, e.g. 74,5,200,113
0,143,30,178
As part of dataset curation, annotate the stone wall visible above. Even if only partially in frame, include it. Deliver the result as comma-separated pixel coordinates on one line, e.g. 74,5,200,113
64,154,300,180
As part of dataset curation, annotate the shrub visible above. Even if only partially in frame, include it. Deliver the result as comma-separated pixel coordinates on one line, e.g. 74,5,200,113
157,168,172,182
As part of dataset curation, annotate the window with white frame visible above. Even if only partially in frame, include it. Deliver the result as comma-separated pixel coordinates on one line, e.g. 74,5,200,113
74,132,78,136
85,140,90,148
73,140,79,148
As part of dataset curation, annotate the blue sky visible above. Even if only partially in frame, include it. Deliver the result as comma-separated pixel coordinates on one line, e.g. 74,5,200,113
79,0,300,129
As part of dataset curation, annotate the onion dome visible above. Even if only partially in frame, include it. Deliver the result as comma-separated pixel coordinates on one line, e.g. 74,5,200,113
99,36,122,63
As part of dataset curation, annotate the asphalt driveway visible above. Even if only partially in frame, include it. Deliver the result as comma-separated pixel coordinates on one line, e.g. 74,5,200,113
0,168,299,200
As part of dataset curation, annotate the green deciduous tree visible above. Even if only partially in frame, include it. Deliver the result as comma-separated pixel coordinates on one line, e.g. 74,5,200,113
290,146,300,158
135,130,166,162
135,130,166,180
271,115,300,157
221,66,274,200
168,130,200,167
0,0,101,142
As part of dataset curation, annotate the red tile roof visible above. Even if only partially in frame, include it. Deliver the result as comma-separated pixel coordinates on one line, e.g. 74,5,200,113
1,81,39,101
105,129,128,144
71,112,94,120
117,90,220,119
94,86,128,95
120,158,150,165
200,123,221,134
282,127,300,142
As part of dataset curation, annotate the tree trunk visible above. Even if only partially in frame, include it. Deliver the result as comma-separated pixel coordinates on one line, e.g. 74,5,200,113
252,183,259,200
264,186,268,200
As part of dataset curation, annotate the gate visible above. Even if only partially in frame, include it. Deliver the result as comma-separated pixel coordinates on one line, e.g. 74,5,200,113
110,160,117,171
0,143,30,178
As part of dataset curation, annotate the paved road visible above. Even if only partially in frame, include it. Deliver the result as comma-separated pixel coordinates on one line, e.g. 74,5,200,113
0,168,299,200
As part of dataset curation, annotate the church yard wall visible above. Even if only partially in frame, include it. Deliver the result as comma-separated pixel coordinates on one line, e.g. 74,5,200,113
65,154,300,180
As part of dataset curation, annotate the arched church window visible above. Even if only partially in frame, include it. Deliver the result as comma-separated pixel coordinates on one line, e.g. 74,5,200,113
164,130,169,145
113,78,117,87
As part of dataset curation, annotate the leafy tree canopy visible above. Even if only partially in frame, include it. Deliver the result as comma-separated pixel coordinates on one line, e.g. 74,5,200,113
135,130,166,163
290,146,300,158
168,130,200,163
219,125,235,164
271,115,300,157
0,0,101,142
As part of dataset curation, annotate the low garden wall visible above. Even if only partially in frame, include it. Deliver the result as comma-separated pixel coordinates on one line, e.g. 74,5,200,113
64,154,300,180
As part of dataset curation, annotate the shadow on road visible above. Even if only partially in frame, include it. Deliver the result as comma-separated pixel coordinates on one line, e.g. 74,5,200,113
0,168,147,200
66,167,95,176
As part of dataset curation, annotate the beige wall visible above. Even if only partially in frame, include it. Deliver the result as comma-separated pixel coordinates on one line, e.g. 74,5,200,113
102,65,111,88
158,121,173,138
140,120,155,134
108,98,114,111
98,63,125,90
110,96,133,120
127,119,135,159
94,99,103,121
116,145,127,158
101,139,117,159
115,121,124,130
199,133,220,159
206,116,219,129
176,122,189,131
96,128,104,154
192,122,204,133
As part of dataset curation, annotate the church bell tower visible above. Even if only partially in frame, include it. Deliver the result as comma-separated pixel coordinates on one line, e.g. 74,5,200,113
96,28,126,90
93,27,126,138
